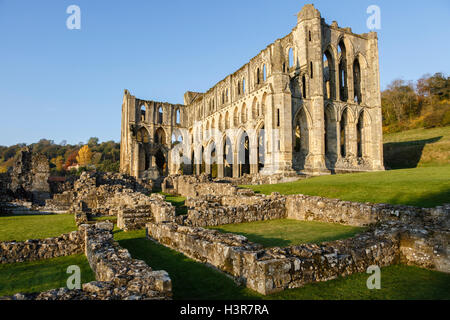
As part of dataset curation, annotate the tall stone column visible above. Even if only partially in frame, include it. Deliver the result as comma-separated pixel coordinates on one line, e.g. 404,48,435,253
296,4,328,175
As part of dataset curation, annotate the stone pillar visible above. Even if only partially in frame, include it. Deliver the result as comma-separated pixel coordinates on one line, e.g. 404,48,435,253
233,152,239,178
295,4,328,175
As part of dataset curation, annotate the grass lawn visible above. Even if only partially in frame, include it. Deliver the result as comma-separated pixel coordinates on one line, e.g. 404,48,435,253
0,254,95,297
90,215,117,223
115,229,450,300
0,214,77,242
161,193,188,216
209,219,365,248
242,166,450,208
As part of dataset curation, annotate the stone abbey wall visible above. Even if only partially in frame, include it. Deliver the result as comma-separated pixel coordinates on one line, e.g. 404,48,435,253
120,4,385,182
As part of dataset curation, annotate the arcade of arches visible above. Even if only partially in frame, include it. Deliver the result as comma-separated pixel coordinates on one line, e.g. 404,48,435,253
120,4,384,182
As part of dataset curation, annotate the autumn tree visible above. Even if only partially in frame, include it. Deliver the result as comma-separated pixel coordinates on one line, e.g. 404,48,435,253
64,150,79,170
51,155,64,172
76,145,92,167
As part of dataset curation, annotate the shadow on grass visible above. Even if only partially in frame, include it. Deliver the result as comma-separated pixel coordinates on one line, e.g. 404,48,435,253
115,232,260,300
390,187,450,208
384,136,442,169
115,230,450,300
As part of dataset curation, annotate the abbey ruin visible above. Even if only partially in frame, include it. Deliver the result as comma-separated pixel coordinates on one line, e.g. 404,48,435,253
120,4,384,181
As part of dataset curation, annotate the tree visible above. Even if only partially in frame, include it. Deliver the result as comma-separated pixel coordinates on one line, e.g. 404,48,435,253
51,156,64,172
88,137,99,147
64,150,79,169
76,145,92,167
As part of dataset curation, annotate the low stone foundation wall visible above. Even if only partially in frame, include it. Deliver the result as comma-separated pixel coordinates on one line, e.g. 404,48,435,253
117,194,175,231
285,194,449,227
399,228,450,273
0,231,85,264
222,173,307,186
146,222,400,295
1,222,172,300
162,174,239,198
178,193,286,227
83,222,172,299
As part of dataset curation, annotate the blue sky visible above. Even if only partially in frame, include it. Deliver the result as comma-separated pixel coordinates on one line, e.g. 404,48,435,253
0,0,449,146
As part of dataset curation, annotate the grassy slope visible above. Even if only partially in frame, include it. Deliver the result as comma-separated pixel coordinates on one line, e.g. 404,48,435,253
0,254,95,297
243,126,450,208
0,214,77,242
209,219,365,248
115,230,450,300
242,166,450,208
384,126,450,168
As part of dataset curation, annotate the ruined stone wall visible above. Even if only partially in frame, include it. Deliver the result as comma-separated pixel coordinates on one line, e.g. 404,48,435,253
1,222,172,300
178,193,286,227
117,193,175,231
8,148,50,205
162,174,239,198
222,173,306,186
121,4,384,182
399,228,450,273
0,231,84,264
285,194,449,227
147,222,399,295
45,172,152,215
83,222,172,299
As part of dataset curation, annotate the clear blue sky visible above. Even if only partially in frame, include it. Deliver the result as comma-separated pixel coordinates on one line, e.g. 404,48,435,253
0,0,449,146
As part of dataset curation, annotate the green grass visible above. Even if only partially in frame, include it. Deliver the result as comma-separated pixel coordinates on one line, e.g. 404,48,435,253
384,126,450,168
0,214,77,242
161,193,188,216
90,215,117,223
0,254,95,297
242,166,450,208
209,219,365,248
115,229,450,300
114,229,257,300
268,264,450,300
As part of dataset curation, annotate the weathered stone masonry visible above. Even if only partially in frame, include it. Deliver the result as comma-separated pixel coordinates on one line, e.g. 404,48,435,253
146,182,449,295
120,4,385,183
0,231,84,265
147,222,399,295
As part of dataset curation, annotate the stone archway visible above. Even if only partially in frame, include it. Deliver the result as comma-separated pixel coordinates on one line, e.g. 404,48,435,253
155,149,167,176
223,136,233,178
293,108,310,171
237,130,250,177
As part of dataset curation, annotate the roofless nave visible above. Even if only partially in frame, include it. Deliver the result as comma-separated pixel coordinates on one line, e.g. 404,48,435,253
120,4,384,182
